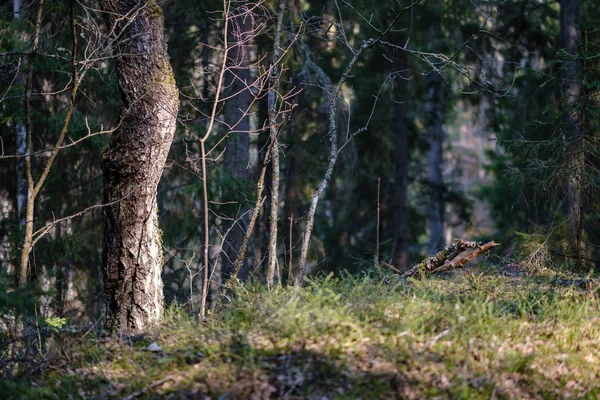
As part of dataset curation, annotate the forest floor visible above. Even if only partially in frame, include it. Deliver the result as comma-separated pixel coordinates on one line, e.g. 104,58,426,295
4,267,600,399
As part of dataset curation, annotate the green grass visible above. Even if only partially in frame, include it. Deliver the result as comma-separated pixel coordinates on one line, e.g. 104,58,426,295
4,271,600,399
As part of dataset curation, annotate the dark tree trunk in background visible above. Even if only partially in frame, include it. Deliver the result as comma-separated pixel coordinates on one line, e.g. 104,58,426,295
222,11,252,282
426,21,446,255
101,0,179,333
560,0,580,106
284,152,299,281
13,0,27,235
392,51,410,269
559,0,583,264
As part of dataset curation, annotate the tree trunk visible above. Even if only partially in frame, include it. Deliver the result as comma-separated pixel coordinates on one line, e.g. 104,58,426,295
392,50,410,269
100,0,179,333
426,21,446,255
559,0,583,265
16,0,44,290
222,11,252,283
284,153,299,283
14,0,27,236
266,0,286,289
11,0,29,366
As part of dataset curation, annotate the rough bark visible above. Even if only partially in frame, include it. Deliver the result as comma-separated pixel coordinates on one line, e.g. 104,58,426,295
100,0,179,332
559,0,583,265
392,50,410,269
426,20,446,255
222,11,252,283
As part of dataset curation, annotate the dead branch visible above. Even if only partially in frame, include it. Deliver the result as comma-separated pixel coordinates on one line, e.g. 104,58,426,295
432,241,500,275
399,239,500,279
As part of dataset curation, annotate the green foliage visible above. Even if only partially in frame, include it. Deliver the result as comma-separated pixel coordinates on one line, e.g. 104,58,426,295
44,317,67,333
482,2,600,270
0,271,37,315
3,3,600,389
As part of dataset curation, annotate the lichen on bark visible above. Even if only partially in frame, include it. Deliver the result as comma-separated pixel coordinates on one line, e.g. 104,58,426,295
100,0,179,333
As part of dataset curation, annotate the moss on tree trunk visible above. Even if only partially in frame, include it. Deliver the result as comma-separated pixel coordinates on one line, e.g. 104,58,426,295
100,0,179,333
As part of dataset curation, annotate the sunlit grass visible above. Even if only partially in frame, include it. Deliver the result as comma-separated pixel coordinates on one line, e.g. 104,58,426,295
4,271,600,399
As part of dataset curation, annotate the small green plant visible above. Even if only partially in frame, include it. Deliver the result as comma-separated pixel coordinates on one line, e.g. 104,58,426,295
44,317,67,333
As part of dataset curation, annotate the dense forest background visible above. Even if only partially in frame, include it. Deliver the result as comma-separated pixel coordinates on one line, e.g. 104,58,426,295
1,0,600,367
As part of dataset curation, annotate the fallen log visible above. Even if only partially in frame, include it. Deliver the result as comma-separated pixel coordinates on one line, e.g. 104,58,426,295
398,239,500,279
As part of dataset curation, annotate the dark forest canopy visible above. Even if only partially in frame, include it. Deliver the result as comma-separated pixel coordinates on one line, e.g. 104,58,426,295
1,0,600,388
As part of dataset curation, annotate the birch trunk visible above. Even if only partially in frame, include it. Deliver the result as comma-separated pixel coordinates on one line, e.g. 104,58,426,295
100,0,179,332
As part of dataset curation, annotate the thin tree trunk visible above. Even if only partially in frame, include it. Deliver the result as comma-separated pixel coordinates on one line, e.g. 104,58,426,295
12,0,28,364
222,11,252,283
17,0,44,294
284,154,298,283
14,0,79,364
293,42,335,285
227,89,278,283
392,50,410,269
13,1,42,361
101,0,179,332
266,0,286,289
228,112,282,283
577,30,588,267
559,0,582,265
54,224,66,315
209,221,222,304
426,22,446,255
200,140,210,318
198,3,231,319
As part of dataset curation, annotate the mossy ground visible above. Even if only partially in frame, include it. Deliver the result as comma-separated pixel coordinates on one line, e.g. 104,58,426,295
4,269,600,399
